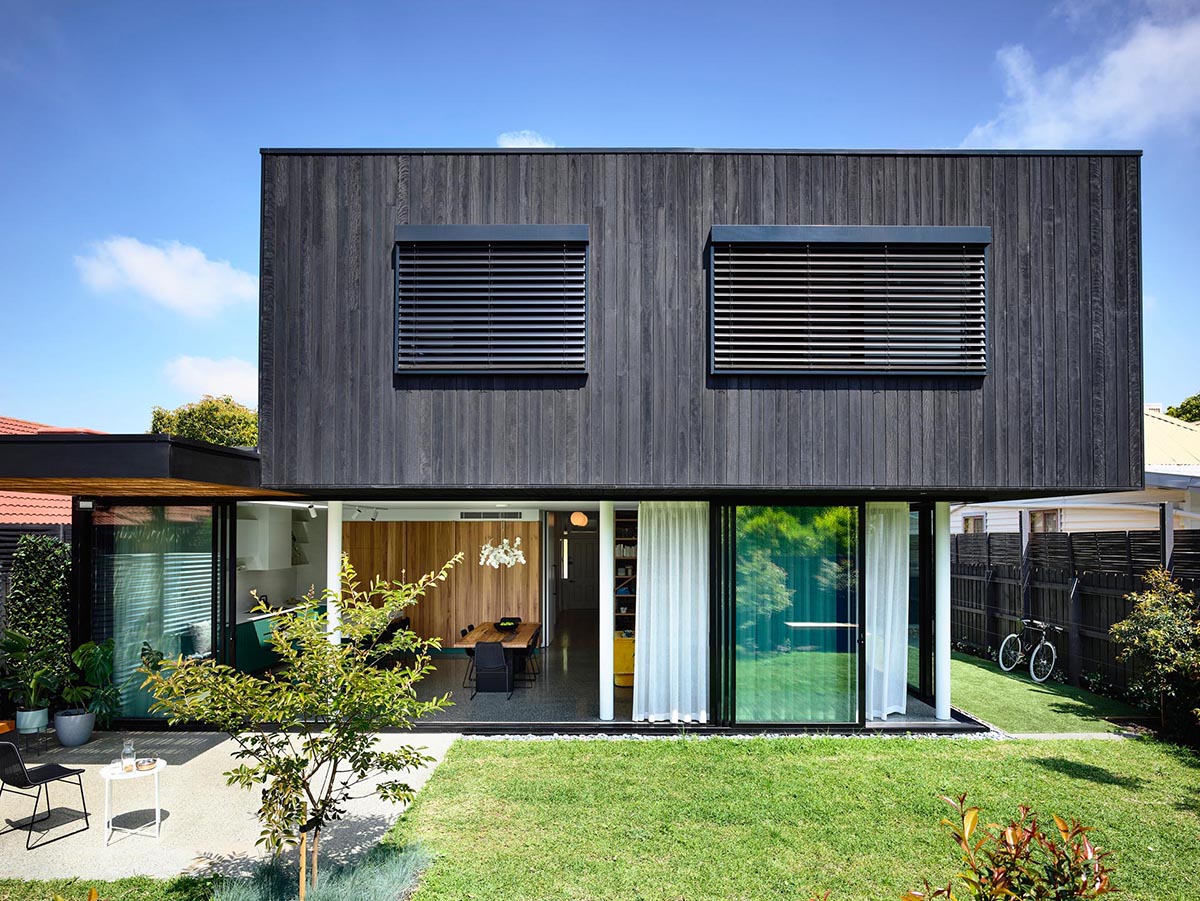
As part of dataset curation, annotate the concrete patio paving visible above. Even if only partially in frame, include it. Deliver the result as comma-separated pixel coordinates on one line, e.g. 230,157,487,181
0,730,458,881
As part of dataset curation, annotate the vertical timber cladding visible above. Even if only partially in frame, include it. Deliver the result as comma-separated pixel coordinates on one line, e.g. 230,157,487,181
259,150,1144,494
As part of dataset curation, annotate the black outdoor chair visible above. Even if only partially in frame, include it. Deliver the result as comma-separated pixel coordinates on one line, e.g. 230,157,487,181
0,740,89,849
470,641,514,700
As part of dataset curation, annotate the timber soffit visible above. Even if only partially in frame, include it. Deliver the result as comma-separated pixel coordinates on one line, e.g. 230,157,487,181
260,147,1144,157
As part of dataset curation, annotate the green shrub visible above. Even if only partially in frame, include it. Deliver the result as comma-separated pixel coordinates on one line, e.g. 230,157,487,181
213,844,430,901
150,394,258,447
1111,568,1200,736
902,794,1116,899
806,794,1116,900
3,533,71,682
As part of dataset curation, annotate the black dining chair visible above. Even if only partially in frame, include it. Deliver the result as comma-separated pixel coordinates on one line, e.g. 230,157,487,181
0,740,89,849
461,627,477,688
470,641,514,700
515,626,542,684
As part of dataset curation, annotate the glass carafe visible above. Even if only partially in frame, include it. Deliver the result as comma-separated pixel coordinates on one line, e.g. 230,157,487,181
122,738,136,772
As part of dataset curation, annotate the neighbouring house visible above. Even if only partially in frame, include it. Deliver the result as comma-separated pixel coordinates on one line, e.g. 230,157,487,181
0,148,1145,731
951,407,1200,539
0,416,97,578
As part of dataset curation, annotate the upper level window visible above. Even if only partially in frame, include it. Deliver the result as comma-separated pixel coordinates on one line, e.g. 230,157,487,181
394,225,588,373
709,226,990,375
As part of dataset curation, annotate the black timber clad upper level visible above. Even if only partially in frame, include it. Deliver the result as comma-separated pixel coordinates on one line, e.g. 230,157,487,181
259,149,1143,497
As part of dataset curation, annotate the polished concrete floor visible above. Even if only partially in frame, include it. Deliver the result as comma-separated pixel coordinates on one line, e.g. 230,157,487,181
419,609,634,724
416,611,960,729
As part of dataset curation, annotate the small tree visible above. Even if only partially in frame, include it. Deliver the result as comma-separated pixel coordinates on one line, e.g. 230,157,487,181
150,394,258,447
3,534,71,683
1165,391,1200,423
1111,568,1200,733
140,554,459,900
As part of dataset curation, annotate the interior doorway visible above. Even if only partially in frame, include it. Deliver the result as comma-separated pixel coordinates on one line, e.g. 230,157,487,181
558,513,600,612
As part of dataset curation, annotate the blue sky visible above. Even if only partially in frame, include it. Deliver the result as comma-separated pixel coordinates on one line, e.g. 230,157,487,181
1,0,1198,432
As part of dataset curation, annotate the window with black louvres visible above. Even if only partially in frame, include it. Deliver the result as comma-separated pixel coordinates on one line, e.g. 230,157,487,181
395,240,587,373
711,241,987,374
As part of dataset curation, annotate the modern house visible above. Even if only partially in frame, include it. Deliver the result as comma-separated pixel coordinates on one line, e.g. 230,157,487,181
0,149,1145,732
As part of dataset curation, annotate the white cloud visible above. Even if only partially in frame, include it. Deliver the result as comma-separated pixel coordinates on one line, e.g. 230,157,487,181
165,356,258,407
75,236,256,317
964,13,1200,147
496,129,555,148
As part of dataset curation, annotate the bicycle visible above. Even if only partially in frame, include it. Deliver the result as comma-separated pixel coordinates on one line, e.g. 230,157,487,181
998,618,1063,683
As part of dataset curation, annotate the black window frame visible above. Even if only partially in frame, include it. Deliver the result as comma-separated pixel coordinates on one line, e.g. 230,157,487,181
393,224,590,376
708,225,992,377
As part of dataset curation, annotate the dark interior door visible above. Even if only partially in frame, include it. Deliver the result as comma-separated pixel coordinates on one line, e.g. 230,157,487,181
560,531,599,610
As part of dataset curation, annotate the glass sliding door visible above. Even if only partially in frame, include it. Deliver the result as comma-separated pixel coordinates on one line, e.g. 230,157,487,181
907,505,933,699
733,505,860,724
91,505,215,717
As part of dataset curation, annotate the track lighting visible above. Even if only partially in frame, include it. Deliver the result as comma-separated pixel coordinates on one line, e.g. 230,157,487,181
370,509,379,522
307,504,317,519
351,507,362,520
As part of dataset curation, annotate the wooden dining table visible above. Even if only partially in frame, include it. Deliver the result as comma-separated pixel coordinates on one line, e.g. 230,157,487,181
452,621,540,649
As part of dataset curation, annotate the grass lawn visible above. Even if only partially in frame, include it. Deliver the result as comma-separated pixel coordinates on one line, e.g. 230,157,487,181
950,651,1146,733
392,736,1200,901
0,876,209,901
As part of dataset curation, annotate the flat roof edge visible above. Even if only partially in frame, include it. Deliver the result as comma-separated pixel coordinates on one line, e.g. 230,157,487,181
0,433,260,460
260,147,1144,158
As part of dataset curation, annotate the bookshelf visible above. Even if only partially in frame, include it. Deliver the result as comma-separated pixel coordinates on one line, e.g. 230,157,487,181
613,508,638,687
614,508,638,624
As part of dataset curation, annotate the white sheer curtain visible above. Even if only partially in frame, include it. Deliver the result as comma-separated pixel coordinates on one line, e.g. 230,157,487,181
633,502,709,723
866,502,910,720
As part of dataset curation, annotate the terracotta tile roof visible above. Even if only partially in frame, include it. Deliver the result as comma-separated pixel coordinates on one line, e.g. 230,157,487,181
0,415,102,435
0,416,56,435
0,415,104,524
0,491,72,525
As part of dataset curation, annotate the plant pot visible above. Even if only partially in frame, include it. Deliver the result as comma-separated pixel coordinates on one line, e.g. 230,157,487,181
14,707,49,734
54,709,96,747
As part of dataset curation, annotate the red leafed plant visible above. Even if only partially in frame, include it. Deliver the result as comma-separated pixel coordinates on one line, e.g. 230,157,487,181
901,794,1116,900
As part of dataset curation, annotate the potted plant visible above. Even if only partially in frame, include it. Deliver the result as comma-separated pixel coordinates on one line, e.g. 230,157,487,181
55,639,119,747
0,628,60,734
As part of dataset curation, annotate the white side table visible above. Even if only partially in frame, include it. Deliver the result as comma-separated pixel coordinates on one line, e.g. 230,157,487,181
98,758,166,845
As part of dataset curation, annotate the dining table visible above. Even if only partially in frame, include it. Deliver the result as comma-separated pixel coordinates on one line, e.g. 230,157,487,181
452,621,540,650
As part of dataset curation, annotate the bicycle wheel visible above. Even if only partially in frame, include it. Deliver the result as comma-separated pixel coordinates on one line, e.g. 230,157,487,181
998,633,1022,672
1029,640,1057,683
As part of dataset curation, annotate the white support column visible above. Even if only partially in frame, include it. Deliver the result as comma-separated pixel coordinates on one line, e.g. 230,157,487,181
326,500,343,644
599,501,615,721
934,501,952,720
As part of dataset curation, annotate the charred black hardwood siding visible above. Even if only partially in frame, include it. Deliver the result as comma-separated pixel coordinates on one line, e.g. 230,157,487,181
258,150,1143,498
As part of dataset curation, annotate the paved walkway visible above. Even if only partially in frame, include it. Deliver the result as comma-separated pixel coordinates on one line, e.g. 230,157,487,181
0,730,458,881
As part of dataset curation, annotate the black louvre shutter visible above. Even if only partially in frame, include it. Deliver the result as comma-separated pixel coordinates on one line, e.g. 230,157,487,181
395,237,587,373
711,240,987,374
